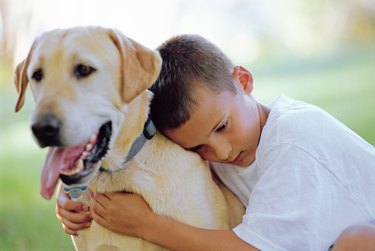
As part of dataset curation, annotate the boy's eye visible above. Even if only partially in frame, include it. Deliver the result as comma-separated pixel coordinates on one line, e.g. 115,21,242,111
216,120,228,133
188,145,203,153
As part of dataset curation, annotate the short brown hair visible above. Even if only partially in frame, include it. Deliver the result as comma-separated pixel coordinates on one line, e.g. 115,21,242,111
150,34,236,131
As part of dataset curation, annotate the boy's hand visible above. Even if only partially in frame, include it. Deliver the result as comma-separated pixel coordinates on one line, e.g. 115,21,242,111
89,191,153,237
55,183,92,236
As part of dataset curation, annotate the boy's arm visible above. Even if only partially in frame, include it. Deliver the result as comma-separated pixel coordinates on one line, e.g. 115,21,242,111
90,192,258,251
144,212,258,251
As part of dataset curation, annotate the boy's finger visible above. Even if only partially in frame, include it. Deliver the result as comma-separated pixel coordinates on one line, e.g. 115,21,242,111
90,196,107,217
93,192,111,207
62,227,78,236
56,206,92,224
90,207,107,228
61,216,91,232
57,191,88,211
57,209,92,224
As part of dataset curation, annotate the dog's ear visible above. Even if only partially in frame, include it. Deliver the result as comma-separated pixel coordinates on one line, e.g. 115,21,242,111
14,43,35,112
14,58,29,112
108,29,162,103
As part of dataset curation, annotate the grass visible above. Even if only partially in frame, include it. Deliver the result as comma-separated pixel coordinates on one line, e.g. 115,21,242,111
0,128,74,250
0,46,374,250
0,91,73,250
253,46,375,144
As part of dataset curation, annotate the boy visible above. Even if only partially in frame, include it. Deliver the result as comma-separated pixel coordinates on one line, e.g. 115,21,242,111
56,34,375,250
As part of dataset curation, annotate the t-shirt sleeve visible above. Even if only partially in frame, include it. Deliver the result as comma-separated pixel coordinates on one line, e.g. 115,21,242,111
234,144,364,251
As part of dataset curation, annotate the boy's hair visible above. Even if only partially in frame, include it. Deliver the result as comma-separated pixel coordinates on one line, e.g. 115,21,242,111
150,34,236,132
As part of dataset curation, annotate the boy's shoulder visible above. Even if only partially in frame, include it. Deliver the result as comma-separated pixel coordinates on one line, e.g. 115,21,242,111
263,95,336,144
267,95,324,123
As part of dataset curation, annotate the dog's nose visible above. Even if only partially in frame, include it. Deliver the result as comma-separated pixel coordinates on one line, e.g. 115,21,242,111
31,114,62,147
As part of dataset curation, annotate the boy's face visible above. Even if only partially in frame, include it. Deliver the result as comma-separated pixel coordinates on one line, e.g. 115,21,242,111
164,67,263,167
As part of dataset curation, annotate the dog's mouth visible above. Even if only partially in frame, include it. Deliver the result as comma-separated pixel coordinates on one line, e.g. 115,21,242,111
40,121,112,200
59,121,112,185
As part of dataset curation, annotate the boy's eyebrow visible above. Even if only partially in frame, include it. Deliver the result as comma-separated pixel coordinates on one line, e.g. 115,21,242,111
185,116,223,150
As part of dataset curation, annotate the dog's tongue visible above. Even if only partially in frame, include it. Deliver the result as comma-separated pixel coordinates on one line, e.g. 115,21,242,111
40,147,66,200
40,145,85,200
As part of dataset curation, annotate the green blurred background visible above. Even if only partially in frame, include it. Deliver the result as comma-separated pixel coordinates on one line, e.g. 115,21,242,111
1,0,374,250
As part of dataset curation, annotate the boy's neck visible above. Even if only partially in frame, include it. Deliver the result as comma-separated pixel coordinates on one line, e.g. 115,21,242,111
258,103,270,132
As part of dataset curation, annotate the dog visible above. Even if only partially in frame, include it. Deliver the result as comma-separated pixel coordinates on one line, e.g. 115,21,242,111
14,26,244,250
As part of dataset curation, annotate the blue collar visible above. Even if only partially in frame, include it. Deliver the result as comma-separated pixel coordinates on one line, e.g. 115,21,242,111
124,115,156,163
99,115,156,173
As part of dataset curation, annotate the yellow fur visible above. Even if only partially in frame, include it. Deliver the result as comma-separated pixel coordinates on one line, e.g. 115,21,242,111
14,26,244,251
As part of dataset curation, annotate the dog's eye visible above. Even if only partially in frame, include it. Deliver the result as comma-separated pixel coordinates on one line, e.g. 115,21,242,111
74,64,96,79
32,69,43,82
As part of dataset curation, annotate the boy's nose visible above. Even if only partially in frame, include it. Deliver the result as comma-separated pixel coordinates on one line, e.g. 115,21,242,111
212,141,231,161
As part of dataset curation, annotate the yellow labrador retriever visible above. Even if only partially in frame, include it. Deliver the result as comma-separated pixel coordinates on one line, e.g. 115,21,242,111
14,26,244,250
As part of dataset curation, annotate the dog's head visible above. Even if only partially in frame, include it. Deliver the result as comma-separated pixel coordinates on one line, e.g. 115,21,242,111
14,26,161,199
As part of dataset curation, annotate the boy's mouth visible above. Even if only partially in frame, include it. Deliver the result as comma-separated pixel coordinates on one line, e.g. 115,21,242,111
230,151,244,165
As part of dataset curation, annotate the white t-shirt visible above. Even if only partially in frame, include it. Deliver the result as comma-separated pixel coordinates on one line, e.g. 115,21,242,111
211,96,375,251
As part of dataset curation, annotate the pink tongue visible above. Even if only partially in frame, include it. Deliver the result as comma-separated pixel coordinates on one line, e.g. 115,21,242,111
40,144,86,200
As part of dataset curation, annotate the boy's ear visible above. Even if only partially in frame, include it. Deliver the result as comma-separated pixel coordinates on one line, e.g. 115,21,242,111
232,66,253,94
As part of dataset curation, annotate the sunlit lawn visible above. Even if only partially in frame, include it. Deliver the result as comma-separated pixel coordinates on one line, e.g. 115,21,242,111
254,46,375,144
0,151,73,250
0,46,374,250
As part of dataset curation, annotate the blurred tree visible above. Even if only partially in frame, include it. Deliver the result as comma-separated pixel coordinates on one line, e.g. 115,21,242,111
349,0,375,44
0,0,15,88
0,0,16,64
0,0,33,88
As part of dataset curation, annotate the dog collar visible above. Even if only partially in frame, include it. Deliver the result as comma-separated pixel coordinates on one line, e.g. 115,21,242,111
124,115,156,163
64,184,88,201
98,115,156,174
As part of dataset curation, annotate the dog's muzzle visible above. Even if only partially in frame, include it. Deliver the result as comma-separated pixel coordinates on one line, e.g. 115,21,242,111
32,114,62,147
39,120,112,200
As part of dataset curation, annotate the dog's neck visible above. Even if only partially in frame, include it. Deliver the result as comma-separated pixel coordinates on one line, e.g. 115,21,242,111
101,90,154,171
